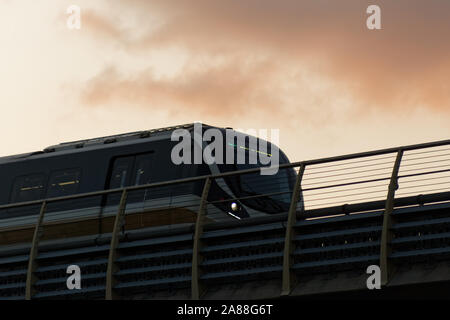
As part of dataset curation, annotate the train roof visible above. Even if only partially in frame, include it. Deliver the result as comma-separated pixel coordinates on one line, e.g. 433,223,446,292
0,123,279,166
0,123,224,165
43,123,198,153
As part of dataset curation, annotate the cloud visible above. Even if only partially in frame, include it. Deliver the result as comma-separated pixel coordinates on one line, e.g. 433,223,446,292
81,57,294,118
83,9,123,40
80,0,450,118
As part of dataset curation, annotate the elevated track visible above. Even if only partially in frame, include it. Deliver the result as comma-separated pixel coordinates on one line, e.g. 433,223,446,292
2,138,450,299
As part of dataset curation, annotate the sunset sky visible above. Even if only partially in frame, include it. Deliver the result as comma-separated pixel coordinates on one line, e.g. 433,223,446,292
1,0,449,162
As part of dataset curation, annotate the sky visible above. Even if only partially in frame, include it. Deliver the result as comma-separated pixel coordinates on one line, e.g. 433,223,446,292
1,0,449,162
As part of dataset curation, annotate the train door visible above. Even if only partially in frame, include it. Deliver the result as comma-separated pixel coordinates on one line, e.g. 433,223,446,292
127,153,153,204
105,153,153,206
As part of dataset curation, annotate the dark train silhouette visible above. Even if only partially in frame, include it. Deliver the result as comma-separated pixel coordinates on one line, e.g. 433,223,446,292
0,123,296,232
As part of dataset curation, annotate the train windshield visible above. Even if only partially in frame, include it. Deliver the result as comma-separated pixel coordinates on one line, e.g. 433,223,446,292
218,134,297,214
236,161,294,205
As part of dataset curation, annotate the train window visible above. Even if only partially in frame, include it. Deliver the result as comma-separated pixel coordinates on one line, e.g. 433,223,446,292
46,168,81,198
134,154,152,185
109,156,133,188
10,174,46,203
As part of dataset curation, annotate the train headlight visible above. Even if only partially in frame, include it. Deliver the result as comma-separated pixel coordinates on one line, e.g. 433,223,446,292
231,202,238,211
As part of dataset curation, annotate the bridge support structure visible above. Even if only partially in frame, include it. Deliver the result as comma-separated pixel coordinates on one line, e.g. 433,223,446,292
105,189,128,300
191,177,212,300
25,201,47,300
281,164,305,296
380,149,403,286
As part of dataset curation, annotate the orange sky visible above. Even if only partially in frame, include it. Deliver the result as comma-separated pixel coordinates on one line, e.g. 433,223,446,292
1,1,449,162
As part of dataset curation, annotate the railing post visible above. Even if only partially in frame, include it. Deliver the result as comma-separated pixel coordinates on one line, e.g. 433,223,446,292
380,149,403,286
105,189,128,300
281,164,305,296
191,177,212,300
25,201,47,300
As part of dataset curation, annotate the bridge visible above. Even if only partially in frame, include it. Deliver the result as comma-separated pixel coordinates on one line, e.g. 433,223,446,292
2,139,450,300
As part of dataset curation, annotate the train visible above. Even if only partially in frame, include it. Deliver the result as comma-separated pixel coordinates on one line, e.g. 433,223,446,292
0,123,297,238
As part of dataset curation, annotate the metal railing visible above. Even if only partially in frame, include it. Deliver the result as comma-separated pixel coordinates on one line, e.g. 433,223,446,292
1,138,450,299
